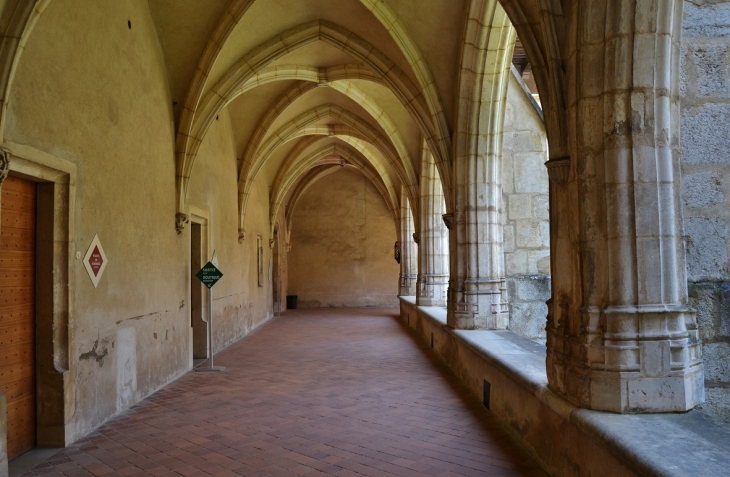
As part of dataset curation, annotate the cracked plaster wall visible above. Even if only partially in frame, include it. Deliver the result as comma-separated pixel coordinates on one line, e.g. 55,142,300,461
681,0,730,423
288,168,399,308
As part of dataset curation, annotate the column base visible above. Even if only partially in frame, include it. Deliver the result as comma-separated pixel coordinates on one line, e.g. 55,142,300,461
446,280,508,330
547,305,705,412
416,276,448,307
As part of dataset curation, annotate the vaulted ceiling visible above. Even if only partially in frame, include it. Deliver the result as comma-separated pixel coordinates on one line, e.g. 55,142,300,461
146,0,533,235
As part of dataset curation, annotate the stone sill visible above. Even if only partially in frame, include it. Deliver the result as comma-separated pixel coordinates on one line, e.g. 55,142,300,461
399,296,730,477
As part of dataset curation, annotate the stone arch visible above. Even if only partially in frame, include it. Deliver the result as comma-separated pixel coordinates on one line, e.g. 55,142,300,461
356,0,452,170
173,0,255,182
237,105,405,234
270,142,399,238
177,20,453,222
496,0,568,159
234,77,419,225
0,0,53,143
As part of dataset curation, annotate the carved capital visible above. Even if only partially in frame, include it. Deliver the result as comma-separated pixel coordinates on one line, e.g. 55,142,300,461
545,156,571,185
175,213,189,235
412,232,419,244
394,241,401,264
442,213,454,230
0,147,10,186
238,229,245,243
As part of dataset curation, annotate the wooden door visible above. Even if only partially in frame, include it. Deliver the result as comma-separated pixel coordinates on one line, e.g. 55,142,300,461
0,175,36,460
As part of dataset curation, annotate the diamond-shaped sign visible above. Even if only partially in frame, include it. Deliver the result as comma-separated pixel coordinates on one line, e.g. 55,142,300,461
196,261,223,289
83,234,108,288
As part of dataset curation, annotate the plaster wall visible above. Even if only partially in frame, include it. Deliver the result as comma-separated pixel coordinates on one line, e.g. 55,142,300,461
501,74,550,344
681,1,730,423
187,108,274,352
288,168,399,307
0,0,274,449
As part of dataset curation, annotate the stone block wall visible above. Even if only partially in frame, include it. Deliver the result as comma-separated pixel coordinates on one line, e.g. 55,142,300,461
502,71,550,343
681,1,730,422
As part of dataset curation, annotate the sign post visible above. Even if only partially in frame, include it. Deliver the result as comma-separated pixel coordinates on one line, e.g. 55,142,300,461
194,257,224,372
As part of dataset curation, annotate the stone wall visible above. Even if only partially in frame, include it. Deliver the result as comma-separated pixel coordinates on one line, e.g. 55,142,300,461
681,0,730,423
501,71,550,343
288,168,399,308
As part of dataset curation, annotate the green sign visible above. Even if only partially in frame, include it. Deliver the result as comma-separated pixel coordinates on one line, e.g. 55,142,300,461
196,261,223,289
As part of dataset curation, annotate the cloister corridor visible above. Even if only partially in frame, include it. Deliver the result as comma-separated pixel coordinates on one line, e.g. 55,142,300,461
13,309,546,477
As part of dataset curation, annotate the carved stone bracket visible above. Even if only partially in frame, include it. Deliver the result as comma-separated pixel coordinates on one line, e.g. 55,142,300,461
238,229,245,243
0,147,10,186
175,213,189,235
412,232,419,244
442,213,454,230
545,156,571,185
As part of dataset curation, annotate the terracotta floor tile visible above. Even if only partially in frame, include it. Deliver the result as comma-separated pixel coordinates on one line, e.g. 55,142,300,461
20,308,547,476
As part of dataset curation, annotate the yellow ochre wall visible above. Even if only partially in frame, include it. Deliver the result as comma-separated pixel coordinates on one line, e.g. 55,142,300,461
288,168,399,308
4,0,275,442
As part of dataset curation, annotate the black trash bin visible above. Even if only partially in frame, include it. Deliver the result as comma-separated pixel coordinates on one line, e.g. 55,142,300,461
286,295,298,309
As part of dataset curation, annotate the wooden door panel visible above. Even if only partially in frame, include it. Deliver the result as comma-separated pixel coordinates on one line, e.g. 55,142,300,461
0,175,36,461
5,395,35,459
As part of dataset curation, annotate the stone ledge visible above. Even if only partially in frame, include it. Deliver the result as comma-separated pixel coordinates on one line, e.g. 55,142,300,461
399,297,730,477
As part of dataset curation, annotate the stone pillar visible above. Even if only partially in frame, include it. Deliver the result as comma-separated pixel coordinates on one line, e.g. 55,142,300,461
398,187,417,296
416,150,449,307
447,5,512,330
546,0,703,412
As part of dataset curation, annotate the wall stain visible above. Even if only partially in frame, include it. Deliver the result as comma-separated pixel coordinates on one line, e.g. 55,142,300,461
115,311,162,325
79,339,109,367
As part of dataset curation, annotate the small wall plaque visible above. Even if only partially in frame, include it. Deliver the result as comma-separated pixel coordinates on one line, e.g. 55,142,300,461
83,234,108,288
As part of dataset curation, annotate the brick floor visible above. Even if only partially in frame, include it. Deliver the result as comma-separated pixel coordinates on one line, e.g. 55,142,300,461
22,308,548,476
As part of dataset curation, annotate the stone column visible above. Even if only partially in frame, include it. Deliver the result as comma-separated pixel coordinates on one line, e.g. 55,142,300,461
416,150,449,307
447,5,513,330
398,186,417,296
546,0,703,412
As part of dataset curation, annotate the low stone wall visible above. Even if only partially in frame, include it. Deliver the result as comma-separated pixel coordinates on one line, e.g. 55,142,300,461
399,297,730,477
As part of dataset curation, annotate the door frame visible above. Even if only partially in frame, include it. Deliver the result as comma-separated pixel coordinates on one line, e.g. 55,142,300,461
187,205,210,367
1,142,75,452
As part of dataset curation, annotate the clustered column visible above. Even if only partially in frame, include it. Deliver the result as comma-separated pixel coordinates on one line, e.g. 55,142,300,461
545,0,703,412
398,186,417,296
416,150,449,307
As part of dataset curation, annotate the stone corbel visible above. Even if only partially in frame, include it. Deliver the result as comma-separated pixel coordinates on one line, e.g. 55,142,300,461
175,213,189,235
412,232,419,244
238,229,245,243
394,241,401,264
0,147,10,186
545,156,571,185
269,239,275,249
442,213,454,230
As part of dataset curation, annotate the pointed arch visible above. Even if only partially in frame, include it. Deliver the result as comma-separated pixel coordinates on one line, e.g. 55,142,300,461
269,142,399,237
176,20,452,220
0,0,53,143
